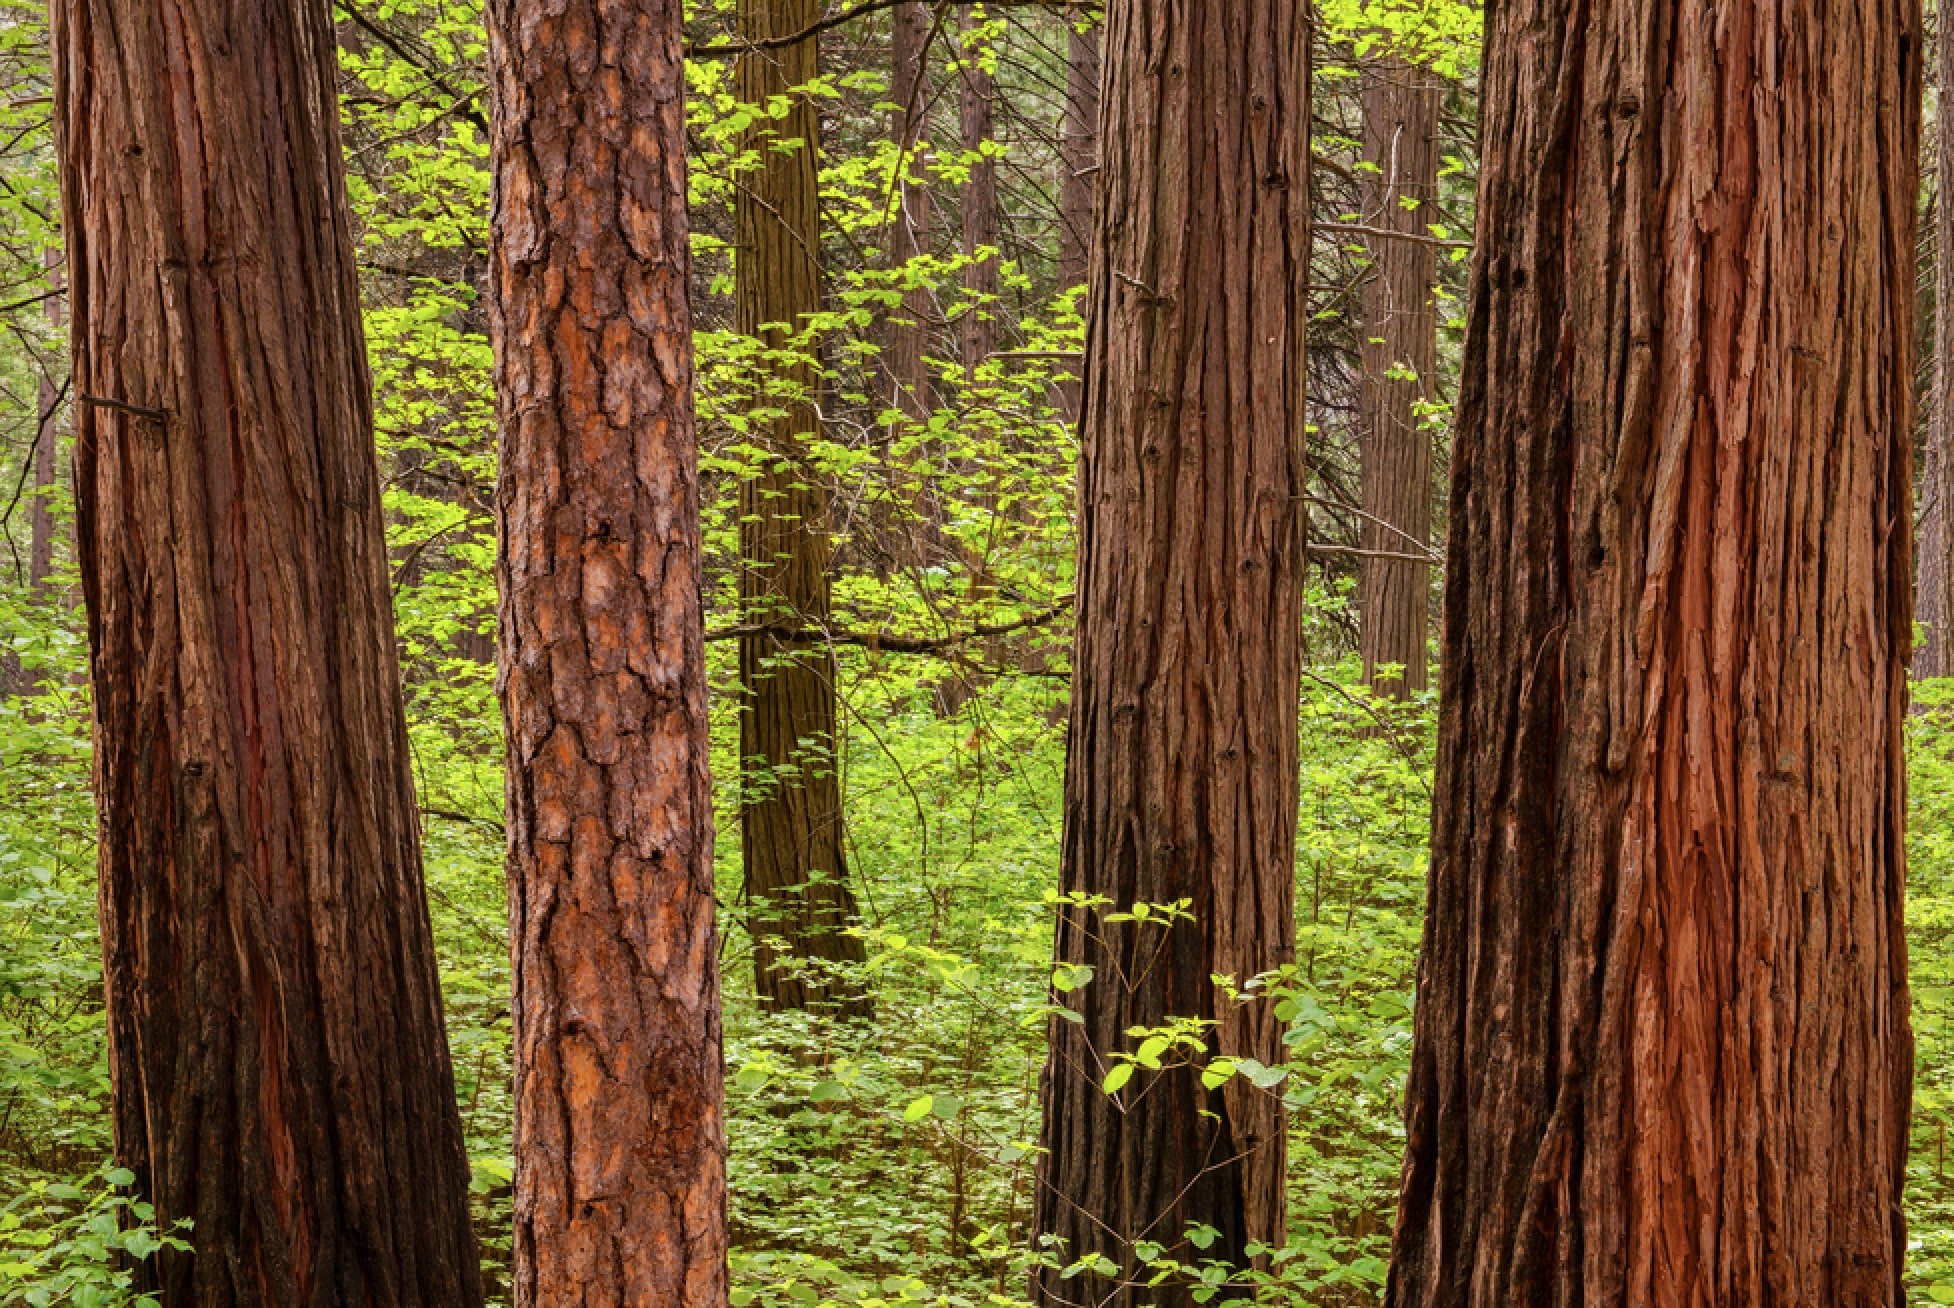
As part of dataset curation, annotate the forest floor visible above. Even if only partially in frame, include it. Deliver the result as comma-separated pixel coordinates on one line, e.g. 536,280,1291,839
6,635,1954,1305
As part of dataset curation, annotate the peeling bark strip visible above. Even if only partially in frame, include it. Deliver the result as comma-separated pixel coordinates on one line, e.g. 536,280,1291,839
736,0,871,1016
50,0,484,1302
486,1,728,1305
1387,1,1919,1305
1030,1,1310,1303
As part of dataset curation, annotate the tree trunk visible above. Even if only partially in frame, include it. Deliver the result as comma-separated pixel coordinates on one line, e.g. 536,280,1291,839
50,0,484,1301
736,0,871,1015
889,0,935,421
1055,6,1098,423
1030,3,1311,1304
1922,20,1954,679
486,2,728,1303
1386,2,1919,1304
959,5,998,373
1357,57,1439,700
28,257,61,595
1057,8,1098,297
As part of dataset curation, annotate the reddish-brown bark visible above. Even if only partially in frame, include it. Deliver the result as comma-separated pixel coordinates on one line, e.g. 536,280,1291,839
1357,57,1439,700
1920,22,1954,678
487,0,728,1303
736,0,871,1015
1030,2,1311,1303
1387,1,1920,1304
51,0,484,1300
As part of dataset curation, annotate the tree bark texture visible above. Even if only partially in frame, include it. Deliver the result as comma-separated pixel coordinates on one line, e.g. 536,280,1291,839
1030,2,1310,1303
1057,8,1099,298
1357,57,1439,700
1056,7,1099,423
1387,2,1919,1305
29,258,62,594
959,5,998,373
889,0,936,420
736,0,871,1016
487,2,728,1304
51,0,484,1301
1920,20,1954,678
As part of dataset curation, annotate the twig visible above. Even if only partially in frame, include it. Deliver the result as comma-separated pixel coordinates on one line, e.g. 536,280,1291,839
1318,220,1471,251
707,596,1073,653
79,393,165,422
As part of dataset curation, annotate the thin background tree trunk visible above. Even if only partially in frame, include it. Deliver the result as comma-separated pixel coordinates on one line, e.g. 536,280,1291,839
51,0,483,1299
890,0,936,421
27,254,61,595
959,4,998,373
1055,6,1098,423
487,0,729,1302
736,0,871,1014
1357,56,1439,699
1387,0,1920,1302
1921,17,1954,678
1031,2,1311,1303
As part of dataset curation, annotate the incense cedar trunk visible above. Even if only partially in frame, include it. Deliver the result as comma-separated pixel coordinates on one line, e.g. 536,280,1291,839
1387,1,1920,1303
1031,2,1311,1304
51,0,484,1300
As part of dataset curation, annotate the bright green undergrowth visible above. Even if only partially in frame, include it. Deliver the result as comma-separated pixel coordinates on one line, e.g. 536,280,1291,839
12,575,1954,1305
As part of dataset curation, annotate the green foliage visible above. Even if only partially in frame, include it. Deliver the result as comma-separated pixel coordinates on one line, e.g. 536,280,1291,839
0,1167,187,1308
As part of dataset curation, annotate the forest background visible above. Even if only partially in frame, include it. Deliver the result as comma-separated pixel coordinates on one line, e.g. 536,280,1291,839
0,0,1948,1305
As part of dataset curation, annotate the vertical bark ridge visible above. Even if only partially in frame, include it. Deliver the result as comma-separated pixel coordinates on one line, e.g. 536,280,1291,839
1920,21,1954,677
1358,56,1440,699
51,0,484,1300
1031,2,1311,1303
735,0,872,1016
1387,1,1918,1303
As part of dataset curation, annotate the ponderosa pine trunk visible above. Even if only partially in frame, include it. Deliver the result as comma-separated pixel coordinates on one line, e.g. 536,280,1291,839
959,5,998,373
736,0,871,1015
487,1,728,1302
50,0,484,1300
1386,1,1919,1303
1920,21,1954,678
1056,7,1098,423
1030,2,1311,1303
1357,56,1439,700
890,0,935,421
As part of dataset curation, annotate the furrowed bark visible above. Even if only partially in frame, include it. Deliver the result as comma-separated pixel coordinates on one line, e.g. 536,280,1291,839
487,1,729,1303
1921,20,1954,678
1387,1,1919,1303
1030,1,1311,1303
738,0,871,1008
736,0,872,1016
1357,56,1439,700
51,0,484,1300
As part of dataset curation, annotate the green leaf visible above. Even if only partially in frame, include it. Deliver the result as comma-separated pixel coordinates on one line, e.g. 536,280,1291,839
1102,1063,1135,1095
903,1095,934,1122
